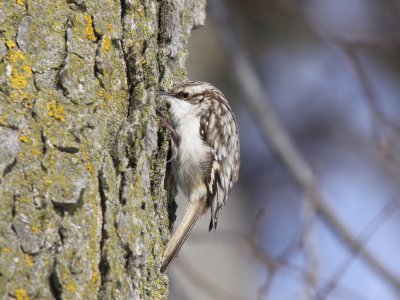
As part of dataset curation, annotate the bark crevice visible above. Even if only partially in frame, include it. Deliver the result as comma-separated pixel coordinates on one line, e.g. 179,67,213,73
0,0,205,297
97,167,110,293
49,267,62,300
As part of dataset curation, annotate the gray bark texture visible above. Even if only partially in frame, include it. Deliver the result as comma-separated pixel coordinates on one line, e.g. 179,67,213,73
0,0,205,299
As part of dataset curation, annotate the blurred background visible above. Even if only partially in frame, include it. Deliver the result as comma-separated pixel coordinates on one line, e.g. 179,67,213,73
167,1,400,299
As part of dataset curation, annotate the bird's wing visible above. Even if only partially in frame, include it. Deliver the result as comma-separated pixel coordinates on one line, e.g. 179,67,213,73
199,96,240,231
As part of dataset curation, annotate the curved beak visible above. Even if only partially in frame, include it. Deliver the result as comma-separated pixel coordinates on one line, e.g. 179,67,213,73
157,90,173,97
157,91,176,106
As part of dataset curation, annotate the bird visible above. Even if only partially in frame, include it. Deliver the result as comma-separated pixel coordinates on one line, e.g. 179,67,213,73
158,81,240,273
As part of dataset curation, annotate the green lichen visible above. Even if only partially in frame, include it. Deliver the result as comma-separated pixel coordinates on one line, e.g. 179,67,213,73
0,0,201,297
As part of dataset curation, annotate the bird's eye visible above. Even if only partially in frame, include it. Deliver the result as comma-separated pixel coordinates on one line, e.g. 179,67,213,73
181,92,189,99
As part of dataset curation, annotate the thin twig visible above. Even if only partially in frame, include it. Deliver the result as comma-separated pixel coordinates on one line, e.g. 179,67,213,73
340,47,400,172
342,47,400,135
247,233,370,300
246,236,278,300
208,0,400,293
251,206,277,299
300,196,319,299
186,226,371,299
315,198,400,299
277,258,371,300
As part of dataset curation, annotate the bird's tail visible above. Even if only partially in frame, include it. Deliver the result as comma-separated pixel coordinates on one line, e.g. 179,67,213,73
161,200,208,273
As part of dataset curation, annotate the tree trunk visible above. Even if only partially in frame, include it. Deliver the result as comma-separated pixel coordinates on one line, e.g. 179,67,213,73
0,0,205,298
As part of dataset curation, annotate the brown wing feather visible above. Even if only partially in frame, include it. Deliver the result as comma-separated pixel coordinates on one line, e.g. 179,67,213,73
200,91,240,231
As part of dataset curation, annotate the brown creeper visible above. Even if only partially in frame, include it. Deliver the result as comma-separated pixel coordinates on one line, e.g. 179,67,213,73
158,81,240,273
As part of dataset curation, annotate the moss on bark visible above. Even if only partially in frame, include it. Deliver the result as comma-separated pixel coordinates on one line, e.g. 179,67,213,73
0,0,205,298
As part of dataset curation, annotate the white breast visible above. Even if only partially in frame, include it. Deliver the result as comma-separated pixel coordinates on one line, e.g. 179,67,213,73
168,99,209,198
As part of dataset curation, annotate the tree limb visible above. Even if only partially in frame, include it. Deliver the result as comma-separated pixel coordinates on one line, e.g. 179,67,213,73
208,0,400,293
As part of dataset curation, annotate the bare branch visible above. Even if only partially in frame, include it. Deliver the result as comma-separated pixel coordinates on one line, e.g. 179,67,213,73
315,198,400,299
300,197,319,299
187,222,371,299
208,0,400,293
340,47,400,172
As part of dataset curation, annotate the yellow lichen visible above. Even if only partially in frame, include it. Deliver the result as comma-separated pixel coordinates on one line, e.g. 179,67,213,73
46,100,65,122
6,40,16,49
138,8,145,18
84,14,96,42
7,49,26,63
86,162,94,173
103,35,111,52
81,150,94,173
25,254,33,267
106,92,112,101
82,150,89,160
107,23,113,33
23,65,32,74
0,114,9,127
19,135,29,143
6,49,32,91
15,289,29,300
31,226,40,234
11,91,33,104
10,72,30,90
10,92,18,101
16,0,25,6
2,246,11,253
66,283,76,292
32,148,42,156
91,269,100,284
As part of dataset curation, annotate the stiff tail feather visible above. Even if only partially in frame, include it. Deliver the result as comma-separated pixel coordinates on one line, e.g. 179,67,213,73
161,200,208,273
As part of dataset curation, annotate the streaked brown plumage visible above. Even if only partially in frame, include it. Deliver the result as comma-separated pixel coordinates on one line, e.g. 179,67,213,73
158,81,240,273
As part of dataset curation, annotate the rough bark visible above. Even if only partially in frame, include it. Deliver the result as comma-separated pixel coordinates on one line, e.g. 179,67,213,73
0,0,205,299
